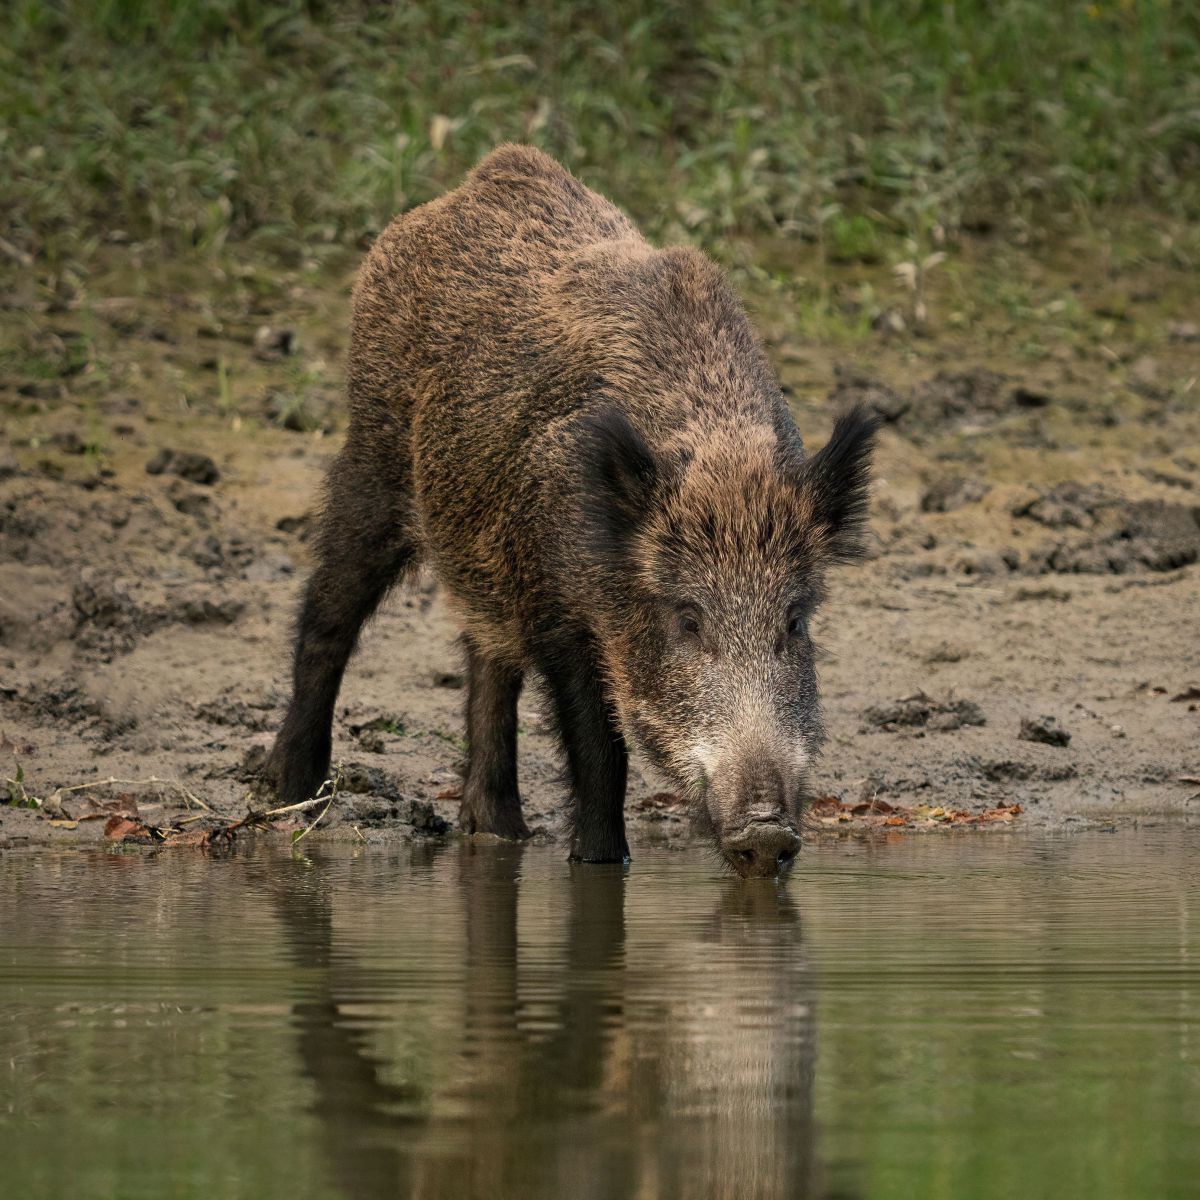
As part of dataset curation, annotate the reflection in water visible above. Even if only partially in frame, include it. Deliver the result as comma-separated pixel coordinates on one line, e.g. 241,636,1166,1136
267,843,820,1200
265,852,422,1200
3,831,1198,1200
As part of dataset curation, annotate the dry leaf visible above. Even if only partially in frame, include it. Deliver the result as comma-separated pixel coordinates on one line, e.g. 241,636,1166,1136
104,815,152,842
808,796,1022,832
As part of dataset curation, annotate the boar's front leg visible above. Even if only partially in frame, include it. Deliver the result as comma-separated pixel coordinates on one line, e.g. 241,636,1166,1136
535,628,630,865
266,431,417,805
460,641,530,840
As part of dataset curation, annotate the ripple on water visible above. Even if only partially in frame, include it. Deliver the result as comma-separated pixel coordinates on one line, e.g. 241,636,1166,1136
0,827,1197,1200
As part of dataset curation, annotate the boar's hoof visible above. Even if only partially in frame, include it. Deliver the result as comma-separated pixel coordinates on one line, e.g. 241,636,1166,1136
722,821,801,879
458,795,531,842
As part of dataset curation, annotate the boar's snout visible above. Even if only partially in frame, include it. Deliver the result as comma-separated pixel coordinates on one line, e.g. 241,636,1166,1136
720,819,801,879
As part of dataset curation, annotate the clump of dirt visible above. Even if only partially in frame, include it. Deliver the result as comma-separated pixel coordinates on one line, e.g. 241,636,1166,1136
6,677,138,742
194,691,274,731
913,368,1013,424
1012,482,1111,529
862,693,986,733
830,365,1055,434
829,365,910,423
1019,715,1072,747
921,476,991,513
69,570,244,659
71,570,147,655
1014,483,1200,574
146,449,221,485
972,758,1079,783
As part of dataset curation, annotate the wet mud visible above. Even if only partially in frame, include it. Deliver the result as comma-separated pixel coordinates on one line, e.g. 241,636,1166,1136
1,240,1197,850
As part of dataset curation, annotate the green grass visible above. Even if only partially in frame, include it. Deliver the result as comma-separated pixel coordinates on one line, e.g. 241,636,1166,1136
2,0,1198,289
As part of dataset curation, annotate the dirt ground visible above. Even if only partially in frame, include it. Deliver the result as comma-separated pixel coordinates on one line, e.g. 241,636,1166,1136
2,235,1198,851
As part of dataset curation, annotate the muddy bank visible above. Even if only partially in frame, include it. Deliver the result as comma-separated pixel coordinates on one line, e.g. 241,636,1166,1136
2,241,1198,850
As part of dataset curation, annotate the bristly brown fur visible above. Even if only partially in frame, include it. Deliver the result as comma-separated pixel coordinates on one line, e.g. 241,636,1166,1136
266,145,876,873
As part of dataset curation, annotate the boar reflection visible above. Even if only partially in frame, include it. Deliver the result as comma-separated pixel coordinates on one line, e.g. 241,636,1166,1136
269,845,822,1200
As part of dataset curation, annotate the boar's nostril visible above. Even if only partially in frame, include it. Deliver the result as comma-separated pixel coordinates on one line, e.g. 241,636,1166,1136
724,821,800,878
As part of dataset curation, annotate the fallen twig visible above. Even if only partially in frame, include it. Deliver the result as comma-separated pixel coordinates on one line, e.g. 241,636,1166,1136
290,766,343,847
45,775,213,812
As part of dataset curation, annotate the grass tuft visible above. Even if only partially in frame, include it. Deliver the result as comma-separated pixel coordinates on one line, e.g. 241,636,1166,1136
2,0,1198,288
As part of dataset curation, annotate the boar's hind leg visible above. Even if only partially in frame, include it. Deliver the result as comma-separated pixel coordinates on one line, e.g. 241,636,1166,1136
536,630,630,865
460,641,530,840
266,437,417,806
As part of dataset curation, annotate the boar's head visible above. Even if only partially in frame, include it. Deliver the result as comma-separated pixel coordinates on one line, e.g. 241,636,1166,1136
577,405,877,878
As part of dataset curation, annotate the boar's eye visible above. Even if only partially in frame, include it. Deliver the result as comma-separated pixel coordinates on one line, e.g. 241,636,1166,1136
786,608,807,639
677,605,703,638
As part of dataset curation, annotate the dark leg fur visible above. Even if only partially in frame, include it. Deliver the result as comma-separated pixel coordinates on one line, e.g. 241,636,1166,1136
266,427,416,805
460,640,530,840
535,627,630,864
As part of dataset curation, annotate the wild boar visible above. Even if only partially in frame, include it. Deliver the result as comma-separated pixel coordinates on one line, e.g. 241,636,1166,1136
265,145,876,878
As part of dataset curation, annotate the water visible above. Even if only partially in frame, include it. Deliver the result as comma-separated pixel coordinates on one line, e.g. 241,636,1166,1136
2,829,1197,1200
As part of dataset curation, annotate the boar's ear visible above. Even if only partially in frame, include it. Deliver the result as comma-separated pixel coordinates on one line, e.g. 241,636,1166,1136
576,407,660,558
794,406,878,562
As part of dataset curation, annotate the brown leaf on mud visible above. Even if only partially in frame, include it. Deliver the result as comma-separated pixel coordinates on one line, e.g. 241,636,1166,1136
103,815,154,842
101,812,237,847
978,805,1023,822
850,799,897,815
435,784,463,801
807,796,1021,831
